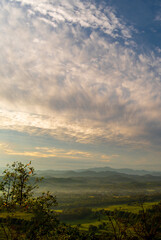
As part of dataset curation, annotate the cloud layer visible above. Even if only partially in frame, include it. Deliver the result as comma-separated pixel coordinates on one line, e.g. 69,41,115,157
0,142,113,164
0,0,161,169
11,0,132,39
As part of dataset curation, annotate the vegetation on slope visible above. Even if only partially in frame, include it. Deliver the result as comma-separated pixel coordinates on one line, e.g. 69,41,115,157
0,161,161,239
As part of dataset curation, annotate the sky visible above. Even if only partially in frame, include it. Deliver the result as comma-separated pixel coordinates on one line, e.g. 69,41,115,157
0,0,161,170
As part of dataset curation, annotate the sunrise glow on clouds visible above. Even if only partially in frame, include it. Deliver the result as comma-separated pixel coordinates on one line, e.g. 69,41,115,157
0,0,161,170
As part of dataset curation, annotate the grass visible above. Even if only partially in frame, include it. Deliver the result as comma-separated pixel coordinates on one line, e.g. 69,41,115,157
92,201,160,214
66,200,160,231
0,211,33,220
79,220,103,231
54,209,63,213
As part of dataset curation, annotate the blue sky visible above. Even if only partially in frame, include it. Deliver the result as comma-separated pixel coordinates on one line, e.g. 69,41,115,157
0,0,161,170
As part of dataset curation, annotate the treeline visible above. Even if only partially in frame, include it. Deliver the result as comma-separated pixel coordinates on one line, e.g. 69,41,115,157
56,192,161,209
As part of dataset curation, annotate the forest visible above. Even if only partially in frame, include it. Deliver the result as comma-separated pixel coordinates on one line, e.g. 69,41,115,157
0,162,161,239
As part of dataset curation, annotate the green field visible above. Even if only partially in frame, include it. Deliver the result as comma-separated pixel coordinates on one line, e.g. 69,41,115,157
60,200,160,231
0,211,33,220
92,201,160,213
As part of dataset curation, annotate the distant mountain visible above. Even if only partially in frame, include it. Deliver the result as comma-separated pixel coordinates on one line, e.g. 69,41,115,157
84,167,161,176
1,167,161,196
1,166,160,178
36,171,161,195
36,166,161,178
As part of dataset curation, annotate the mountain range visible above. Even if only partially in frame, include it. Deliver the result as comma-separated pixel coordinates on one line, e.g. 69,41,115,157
36,166,161,178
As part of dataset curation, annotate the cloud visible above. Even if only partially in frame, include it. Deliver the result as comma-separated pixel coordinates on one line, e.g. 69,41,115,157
0,142,112,162
155,6,161,22
0,0,161,152
155,15,161,21
10,0,132,39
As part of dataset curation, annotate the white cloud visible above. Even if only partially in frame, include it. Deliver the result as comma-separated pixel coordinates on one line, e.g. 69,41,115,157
0,0,161,151
9,0,132,39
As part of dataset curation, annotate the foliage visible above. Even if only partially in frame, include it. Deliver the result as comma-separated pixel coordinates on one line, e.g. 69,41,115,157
102,202,161,240
131,202,161,240
0,162,59,239
0,161,41,207
26,191,59,239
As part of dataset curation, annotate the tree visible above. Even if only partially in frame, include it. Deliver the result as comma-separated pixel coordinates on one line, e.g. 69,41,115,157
0,161,59,239
131,202,161,240
0,161,41,207
102,201,161,240
26,192,59,239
